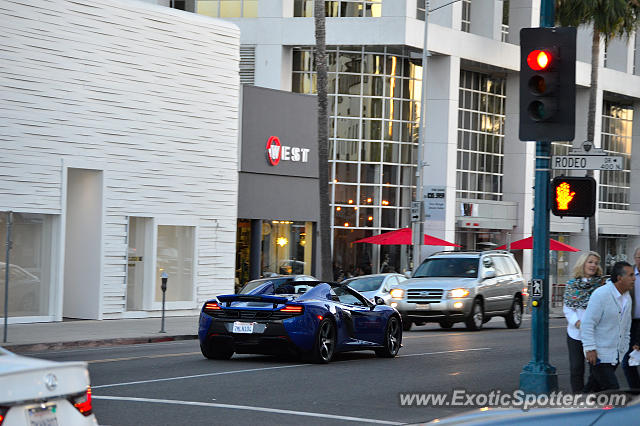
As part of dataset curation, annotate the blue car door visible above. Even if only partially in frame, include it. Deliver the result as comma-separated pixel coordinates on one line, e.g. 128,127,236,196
333,286,385,345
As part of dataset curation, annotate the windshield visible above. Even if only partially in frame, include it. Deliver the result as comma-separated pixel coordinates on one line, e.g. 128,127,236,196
239,278,294,294
242,279,317,296
343,276,384,292
413,258,479,278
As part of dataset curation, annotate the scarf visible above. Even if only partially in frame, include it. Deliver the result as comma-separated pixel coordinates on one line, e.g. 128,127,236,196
563,276,603,309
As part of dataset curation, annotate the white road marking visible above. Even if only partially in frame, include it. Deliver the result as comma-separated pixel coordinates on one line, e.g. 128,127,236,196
92,364,308,389
93,347,492,389
92,396,403,425
398,347,491,358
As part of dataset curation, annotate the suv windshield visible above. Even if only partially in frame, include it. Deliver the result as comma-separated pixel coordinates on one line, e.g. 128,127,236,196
413,258,479,278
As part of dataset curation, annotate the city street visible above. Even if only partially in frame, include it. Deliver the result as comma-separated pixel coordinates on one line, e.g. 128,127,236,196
30,316,606,426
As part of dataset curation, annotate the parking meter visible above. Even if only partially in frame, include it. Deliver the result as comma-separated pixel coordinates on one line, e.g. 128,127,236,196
161,272,168,293
160,271,168,333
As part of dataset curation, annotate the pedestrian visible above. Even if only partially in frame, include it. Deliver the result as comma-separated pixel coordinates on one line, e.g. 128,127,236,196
622,247,640,389
581,261,637,391
562,251,605,393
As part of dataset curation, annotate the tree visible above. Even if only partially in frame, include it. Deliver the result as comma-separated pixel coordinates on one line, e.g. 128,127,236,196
314,0,333,280
555,0,640,251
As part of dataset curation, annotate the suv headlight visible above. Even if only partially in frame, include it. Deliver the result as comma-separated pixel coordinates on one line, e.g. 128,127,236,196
389,288,405,299
448,288,470,298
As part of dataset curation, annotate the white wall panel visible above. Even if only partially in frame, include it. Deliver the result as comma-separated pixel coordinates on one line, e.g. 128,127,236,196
0,0,240,319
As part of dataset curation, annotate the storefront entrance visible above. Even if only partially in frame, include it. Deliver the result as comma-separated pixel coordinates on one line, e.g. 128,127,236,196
235,219,315,291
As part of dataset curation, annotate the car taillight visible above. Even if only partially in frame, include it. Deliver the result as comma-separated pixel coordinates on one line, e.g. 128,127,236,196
204,302,222,311
68,387,92,416
280,305,304,314
0,406,8,425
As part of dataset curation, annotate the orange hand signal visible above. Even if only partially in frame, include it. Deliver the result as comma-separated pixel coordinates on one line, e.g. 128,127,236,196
556,182,575,210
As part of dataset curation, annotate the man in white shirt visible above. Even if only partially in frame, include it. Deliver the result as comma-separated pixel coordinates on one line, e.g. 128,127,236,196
622,248,640,388
582,261,637,390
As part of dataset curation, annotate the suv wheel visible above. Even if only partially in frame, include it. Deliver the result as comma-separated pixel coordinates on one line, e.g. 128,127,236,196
505,297,523,329
465,300,484,331
401,317,412,331
439,320,454,329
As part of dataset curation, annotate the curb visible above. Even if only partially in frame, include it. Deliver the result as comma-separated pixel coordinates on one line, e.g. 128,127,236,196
5,334,198,354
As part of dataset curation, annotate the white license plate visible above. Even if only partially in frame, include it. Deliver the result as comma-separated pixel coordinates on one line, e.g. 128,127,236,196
232,321,255,333
415,303,431,310
27,405,58,426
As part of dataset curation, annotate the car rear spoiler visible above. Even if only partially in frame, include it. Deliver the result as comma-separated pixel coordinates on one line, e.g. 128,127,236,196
216,294,289,305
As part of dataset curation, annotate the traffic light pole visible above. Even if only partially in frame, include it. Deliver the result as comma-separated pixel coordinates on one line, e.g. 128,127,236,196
519,0,558,394
520,142,558,393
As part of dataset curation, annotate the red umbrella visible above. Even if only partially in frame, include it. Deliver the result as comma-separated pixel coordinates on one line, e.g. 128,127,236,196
354,228,461,247
495,236,580,252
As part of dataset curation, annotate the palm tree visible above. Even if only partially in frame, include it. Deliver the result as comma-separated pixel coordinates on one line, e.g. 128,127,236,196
555,0,640,251
314,0,332,280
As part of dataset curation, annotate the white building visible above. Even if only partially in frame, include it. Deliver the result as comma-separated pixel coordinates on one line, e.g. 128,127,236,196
0,0,240,323
159,0,640,290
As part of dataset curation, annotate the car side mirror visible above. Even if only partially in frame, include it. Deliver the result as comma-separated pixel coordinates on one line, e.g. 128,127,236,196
404,271,412,279
374,296,386,306
482,269,496,279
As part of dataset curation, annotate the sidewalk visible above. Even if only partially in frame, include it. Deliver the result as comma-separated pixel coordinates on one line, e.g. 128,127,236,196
1,315,200,354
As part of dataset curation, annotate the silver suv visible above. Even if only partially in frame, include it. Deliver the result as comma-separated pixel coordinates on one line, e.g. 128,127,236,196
389,251,525,331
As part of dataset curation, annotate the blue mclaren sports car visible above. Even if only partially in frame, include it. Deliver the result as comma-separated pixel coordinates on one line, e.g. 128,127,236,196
198,280,403,363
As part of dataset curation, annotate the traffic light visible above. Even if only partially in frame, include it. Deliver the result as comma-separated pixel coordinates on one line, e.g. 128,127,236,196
519,27,576,142
551,176,596,217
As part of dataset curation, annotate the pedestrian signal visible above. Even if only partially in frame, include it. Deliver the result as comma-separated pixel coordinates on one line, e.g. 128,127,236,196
551,176,596,217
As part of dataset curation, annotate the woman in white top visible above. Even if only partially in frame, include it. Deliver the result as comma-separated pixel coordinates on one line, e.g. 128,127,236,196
563,251,605,393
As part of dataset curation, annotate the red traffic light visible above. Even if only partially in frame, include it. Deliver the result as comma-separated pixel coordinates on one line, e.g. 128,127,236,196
527,50,552,71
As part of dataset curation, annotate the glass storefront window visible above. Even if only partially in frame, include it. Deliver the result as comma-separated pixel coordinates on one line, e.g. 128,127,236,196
334,184,358,204
261,221,314,277
334,140,359,161
0,212,53,317
155,225,194,302
334,162,359,183
599,236,629,276
292,46,421,276
235,220,251,292
335,205,358,227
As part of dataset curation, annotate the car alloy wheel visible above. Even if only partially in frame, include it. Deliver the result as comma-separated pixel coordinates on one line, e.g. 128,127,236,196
314,319,335,363
506,298,523,329
465,300,484,331
376,316,402,357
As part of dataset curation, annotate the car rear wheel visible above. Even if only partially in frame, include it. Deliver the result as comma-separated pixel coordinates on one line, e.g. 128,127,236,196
312,318,336,363
376,316,402,358
200,341,234,360
465,300,484,331
505,297,523,329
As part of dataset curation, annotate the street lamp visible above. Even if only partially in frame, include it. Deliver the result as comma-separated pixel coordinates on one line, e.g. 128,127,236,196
413,0,463,271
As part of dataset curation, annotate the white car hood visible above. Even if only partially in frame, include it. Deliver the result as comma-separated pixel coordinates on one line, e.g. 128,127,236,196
401,277,478,290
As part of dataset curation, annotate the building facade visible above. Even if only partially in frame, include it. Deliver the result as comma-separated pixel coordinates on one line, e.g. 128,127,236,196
236,86,319,287
163,0,640,288
0,0,240,323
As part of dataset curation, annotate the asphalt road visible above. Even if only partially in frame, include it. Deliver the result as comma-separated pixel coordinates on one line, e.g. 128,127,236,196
32,316,625,426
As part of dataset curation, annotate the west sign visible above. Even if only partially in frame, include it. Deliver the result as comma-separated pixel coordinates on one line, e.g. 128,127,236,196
266,136,311,166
